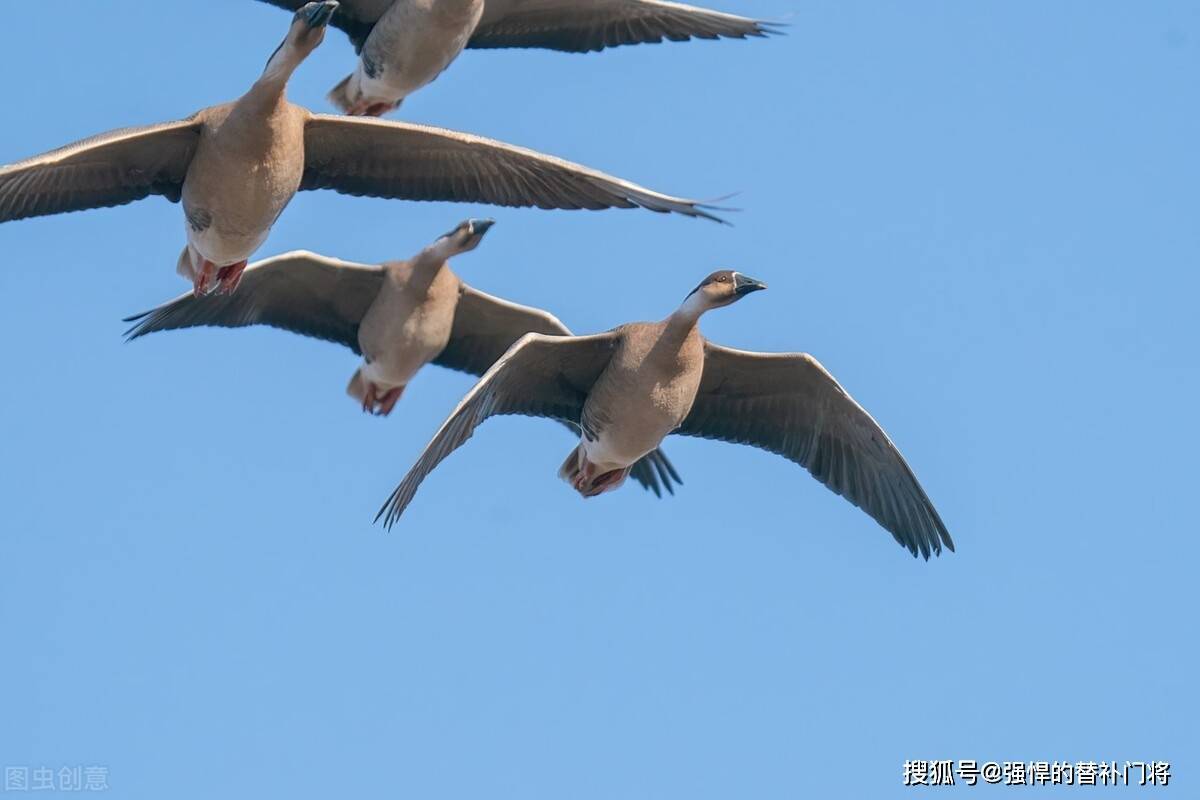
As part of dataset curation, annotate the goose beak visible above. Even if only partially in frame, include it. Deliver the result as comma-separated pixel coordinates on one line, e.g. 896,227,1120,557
733,273,767,295
468,218,496,238
306,1,339,28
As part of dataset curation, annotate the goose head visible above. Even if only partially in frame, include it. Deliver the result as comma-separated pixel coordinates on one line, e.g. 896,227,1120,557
435,218,496,257
265,2,338,76
291,1,338,52
680,270,767,315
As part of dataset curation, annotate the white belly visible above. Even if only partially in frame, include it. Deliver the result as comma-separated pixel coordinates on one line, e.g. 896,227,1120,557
580,419,674,473
186,224,268,267
359,344,436,390
362,2,482,101
356,287,457,389
356,65,425,103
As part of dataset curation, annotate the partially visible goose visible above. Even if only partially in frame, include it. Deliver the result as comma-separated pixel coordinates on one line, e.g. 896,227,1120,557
378,270,953,559
123,219,682,497
253,0,779,115
0,3,722,298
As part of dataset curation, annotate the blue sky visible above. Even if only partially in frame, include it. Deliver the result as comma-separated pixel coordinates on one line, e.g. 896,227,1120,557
1,0,1196,797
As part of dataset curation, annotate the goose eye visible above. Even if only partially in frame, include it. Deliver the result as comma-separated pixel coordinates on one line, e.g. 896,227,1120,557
716,275,729,283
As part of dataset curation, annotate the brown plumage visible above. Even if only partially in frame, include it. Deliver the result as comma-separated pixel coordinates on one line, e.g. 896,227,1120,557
122,220,681,497
471,0,780,51
253,0,780,114
0,4,724,298
378,270,953,560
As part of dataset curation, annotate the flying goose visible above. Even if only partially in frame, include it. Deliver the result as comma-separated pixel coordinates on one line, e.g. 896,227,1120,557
123,219,682,497
253,0,779,115
377,270,953,559
0,2,721,298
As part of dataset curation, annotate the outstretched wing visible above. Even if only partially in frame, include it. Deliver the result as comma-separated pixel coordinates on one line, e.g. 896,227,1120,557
0,118,201,222
470,0,778,52
123,251,384,354
302,115,724,220
676,343,953,559
377,331,620,527
434,283,572,376
434,286,681,496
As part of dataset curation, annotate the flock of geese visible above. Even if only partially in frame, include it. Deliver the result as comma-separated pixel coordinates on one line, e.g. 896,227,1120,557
0,1,954,559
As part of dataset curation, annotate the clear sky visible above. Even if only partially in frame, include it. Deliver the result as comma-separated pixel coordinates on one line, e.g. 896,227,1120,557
0,1,1196,797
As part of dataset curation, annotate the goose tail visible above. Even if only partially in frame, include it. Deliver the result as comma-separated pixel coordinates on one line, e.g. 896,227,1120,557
346,366,367,404
175,246,194,282
557,444,584,486
327,74,357,114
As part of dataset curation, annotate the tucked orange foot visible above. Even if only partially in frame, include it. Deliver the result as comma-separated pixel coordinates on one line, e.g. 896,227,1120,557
192,259,218,297
348,100,400,117
572,460,598,494
361,383,405,416
216,261,248,295
376,386,404,416
582,467,631,498
363,102,396,117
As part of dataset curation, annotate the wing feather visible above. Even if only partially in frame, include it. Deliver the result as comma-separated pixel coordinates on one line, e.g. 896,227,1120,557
302,115,724,221
433,287,681,496
123,251,384,354
471,0,779,52
677,343,952,558
0,119,201,222
377,332,620,527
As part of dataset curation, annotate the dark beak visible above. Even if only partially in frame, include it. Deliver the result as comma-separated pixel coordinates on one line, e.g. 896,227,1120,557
468,218,496,238
733,273,767,295
306,1,338,28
